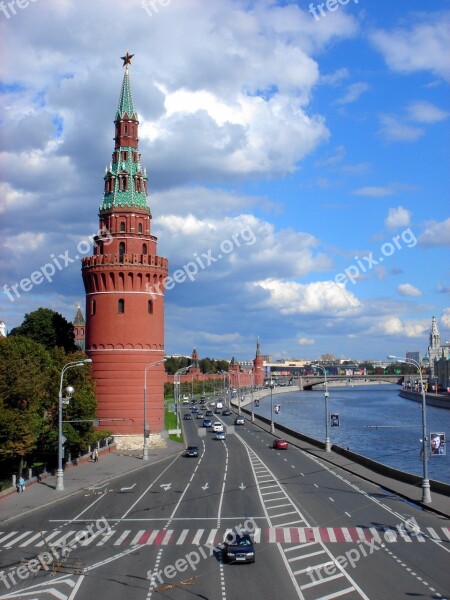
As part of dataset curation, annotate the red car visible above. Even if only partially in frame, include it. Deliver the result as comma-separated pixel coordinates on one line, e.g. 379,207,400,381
273,439,288,450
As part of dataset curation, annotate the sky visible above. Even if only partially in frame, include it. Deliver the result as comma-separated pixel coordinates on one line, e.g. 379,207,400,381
0,0,449,362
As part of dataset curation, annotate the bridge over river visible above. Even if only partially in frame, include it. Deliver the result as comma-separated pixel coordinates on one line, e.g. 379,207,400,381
296,374,404,390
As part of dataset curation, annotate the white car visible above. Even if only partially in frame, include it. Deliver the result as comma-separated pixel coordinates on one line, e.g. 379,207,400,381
212,422,224,432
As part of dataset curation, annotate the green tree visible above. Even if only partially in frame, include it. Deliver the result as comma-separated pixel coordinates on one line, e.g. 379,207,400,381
0,336,57,476
10,307,77,353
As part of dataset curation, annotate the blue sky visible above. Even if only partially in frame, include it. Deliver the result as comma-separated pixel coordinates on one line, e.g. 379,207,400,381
0,0,449,362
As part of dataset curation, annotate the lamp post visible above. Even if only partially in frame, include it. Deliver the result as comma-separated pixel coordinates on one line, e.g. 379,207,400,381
313,364,331,452
387,354,431,504
56,358,92,491
143,358,167,461
174,366,191,429
269,380,275,433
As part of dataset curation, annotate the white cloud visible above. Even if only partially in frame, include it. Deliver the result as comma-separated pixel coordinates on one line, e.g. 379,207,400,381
397,283,422,297
370,13,450,82
335,82,369,105
407,101,449,123
441,308,450,329
379,317,428,338
419,218,450,247
353,186,394,197
253,279,360,315
4,232,45,253
378,114,424,142
298,337,315,346
385,206,411,230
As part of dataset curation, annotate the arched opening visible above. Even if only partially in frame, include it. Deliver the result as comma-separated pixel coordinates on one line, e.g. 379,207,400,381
91,300,96,316
138,223,143,233
120,221,126,232
142,243,147,254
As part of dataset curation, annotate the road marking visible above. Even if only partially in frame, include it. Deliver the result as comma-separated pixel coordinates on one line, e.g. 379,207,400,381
202,483,209,490
160,483,171,491
120,483,136,492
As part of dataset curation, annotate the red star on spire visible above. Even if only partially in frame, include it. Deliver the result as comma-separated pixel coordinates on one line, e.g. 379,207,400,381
121,51,134,68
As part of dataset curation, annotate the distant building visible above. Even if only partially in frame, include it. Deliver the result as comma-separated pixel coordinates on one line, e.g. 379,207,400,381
406,351,420,365
320,353,336,364
72,305,86,351
0,321,6,337
427,316,449,378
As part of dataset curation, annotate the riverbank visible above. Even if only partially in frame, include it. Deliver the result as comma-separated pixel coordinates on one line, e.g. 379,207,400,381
399,389,450,409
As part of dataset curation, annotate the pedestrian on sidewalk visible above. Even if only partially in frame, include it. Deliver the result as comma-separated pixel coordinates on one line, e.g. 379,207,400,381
18,476,25,493
93,448,99,462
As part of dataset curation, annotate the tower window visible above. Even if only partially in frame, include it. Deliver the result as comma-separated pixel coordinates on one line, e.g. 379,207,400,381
118,299,125,313
120,222,125,232
124,124,128,134
148,300,153,314
142,243,147,254
122,151,128,161
91,300,96,316
138,223,143,233
119,242,125,263
80,328,84,335
74,328,78,335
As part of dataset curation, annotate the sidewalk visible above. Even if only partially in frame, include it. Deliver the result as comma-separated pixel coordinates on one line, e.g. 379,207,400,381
0,441,182,524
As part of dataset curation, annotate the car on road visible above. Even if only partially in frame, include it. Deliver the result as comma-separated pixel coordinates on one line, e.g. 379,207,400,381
214,408,222,414
223,531,255,564
222,409,232,416
185,445,199,457
215,431,226,440
212,422,224,432
273,439,288,450
197,413,204,419
183,413,192,420
205,410,213,417
191,406,199,413
234,416,245,425
203,418,212,428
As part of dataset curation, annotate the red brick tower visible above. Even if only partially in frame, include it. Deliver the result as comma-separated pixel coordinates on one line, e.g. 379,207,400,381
253,337,264,387
72,305,86,351
82,52,168,440
190,348,201,379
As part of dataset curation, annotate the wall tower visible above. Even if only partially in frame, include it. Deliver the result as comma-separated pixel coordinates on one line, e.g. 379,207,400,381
82,52,167,440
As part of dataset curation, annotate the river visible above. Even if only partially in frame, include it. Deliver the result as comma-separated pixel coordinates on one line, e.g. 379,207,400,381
251,384,450,485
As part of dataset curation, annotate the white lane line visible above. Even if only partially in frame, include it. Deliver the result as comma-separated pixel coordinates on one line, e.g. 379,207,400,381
121,453,180,520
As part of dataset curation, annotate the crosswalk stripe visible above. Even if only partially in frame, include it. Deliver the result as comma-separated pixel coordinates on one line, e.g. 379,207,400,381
114,530,131,545
1,526,447,549
176,529,189,544
3,531,34,547
36,531,62,546
19,531,47,547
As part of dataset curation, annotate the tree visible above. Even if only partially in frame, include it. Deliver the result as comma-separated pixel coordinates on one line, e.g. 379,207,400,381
10,308,77,353
0,336,57,475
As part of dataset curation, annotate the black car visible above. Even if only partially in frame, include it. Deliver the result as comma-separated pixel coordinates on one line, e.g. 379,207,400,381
185,445,199,457
223,531,255,564
222,409,232,416
214,408,222,414
205,410,213,417
183,413,192,420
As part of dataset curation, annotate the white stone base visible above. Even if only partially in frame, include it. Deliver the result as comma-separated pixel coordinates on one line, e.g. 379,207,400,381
113,433,167,450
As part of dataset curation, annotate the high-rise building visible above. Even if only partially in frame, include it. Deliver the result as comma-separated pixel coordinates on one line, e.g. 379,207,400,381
81,53,167,443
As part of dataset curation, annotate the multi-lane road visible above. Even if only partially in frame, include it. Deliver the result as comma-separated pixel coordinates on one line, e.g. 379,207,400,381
1,402,449,600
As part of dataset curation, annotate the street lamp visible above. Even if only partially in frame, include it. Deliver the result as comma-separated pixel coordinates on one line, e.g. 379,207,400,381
387,354,431,504
56,358,92,491
313,364,331,452
174,366,191,428
143,358,167,461
269,380,275,433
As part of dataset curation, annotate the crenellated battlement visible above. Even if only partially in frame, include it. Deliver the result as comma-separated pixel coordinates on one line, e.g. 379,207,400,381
82,254,168,269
